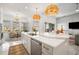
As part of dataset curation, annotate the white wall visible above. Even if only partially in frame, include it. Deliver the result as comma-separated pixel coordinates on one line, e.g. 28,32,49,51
56,13,79,34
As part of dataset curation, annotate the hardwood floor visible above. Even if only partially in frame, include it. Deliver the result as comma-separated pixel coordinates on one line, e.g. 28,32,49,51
8,44,29,55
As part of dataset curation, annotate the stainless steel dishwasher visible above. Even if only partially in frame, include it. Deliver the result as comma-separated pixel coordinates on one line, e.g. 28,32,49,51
31,38,42,55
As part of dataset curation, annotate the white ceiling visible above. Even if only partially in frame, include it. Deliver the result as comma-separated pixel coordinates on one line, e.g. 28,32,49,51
0,3,79,18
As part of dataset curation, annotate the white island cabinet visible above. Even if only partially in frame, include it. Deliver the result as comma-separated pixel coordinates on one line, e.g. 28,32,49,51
21,32,70,55
42,43,53,55
21,33,31,54
42,41,67,55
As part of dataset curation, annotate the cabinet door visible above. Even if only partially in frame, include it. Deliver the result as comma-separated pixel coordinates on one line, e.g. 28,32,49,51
21,34,31,54
21,34,27,45
53,41,76,55
53,42,68,55
25,36,31,54
42,43,53,55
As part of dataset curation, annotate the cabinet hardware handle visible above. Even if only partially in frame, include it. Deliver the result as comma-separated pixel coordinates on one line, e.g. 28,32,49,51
43,46,49,50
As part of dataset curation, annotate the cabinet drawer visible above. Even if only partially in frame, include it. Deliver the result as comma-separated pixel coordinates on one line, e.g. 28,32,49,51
42,51,50,55
42,43,53,55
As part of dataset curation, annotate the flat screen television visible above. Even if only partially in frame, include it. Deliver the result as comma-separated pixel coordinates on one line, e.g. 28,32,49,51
69,22,79,29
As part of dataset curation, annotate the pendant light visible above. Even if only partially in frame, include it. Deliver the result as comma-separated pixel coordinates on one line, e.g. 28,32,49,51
32,8,41,21
45,4,59,16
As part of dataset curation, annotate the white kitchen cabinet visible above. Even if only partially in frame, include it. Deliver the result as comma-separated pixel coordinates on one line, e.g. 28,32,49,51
21,34,27,47
21,33,31,54
42,41,69,55
42,43,53,55
25,36,31,54
53,42,69,55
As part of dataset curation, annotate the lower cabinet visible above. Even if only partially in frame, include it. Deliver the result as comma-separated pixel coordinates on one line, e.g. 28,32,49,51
25,36,31,54
42,43,53,55
21,34,31,54
42,42,69,55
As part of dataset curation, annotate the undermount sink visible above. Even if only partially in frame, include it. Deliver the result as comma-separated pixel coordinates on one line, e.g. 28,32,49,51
28,33,37,36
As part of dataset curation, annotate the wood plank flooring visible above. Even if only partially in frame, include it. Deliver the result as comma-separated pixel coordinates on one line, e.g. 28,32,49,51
8,44,29,55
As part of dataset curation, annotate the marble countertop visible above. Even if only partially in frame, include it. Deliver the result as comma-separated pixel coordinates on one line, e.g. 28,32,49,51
39,32,70,39
22,32,68,48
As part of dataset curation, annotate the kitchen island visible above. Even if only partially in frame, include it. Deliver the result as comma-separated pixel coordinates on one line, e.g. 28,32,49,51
21,32,70,55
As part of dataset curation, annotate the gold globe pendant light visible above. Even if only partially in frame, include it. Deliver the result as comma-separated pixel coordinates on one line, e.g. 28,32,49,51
45,4,59,16
32,8,41,21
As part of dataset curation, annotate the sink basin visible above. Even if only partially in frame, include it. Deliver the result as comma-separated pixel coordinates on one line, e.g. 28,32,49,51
28,33,37,36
